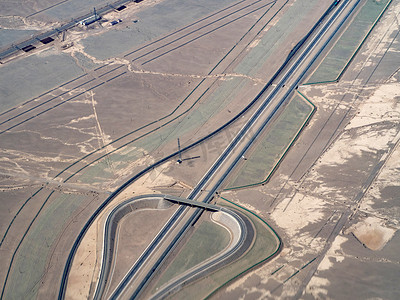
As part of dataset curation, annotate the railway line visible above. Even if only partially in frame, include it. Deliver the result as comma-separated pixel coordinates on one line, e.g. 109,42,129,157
0,0,140,61
0,65,126,134
0,0,288,251
0,0,277,134
2,1,292,298
123,0,269,58
271,0,398,214
78,0,363,299
132,0,277,65
0,0,363,298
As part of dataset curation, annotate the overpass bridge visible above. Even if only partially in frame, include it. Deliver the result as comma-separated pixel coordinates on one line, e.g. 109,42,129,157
163,195,220,212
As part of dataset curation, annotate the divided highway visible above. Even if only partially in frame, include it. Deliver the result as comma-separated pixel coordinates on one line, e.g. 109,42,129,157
58,0,362,299
148,207,254,300
93,195,253,300
106,0,362,298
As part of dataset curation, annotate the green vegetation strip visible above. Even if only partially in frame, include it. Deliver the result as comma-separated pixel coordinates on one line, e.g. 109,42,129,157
306,0,392,84
167,197,281,300
154,220,231,289
226,92,315,190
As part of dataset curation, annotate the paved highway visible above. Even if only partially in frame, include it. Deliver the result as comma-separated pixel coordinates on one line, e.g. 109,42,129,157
57,0,362,299
93,195,253,299
106,0,362,298
93,195,169,299
148,207,254,300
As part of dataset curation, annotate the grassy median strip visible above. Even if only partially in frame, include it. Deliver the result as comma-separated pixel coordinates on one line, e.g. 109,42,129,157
226,93,314,190
306,0,392,84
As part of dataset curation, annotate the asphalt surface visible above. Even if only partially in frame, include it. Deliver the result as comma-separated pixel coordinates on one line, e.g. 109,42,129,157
93,194,239,299
148,208,254,300
56,0,363,299
95,196,253,300
93,195,168,299
107,0,362,298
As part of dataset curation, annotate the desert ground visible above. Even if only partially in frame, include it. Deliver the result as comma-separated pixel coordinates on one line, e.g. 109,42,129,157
0,0,399,299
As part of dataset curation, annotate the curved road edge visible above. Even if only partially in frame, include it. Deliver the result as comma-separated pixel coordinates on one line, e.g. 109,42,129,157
93,195,175,299
146,207,253,300
91,194,259,300
58,0,353,298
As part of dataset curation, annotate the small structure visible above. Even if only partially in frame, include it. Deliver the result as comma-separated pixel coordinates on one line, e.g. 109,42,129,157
79,8,101,26
177,138,182,164
40,37,54,44
110,19,122,26
164,195,220,212
21,45,36,52
60,42,73,50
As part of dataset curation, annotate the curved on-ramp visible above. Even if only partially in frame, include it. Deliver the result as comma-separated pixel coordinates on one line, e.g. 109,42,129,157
92,194,254,300
59,1,362,298
93,195,174,299
147,207,254,300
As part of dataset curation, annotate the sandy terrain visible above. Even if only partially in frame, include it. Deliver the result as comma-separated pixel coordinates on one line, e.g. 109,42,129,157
1,0,399,299
66,161,181,299
214,1,400,299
